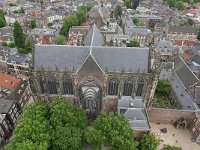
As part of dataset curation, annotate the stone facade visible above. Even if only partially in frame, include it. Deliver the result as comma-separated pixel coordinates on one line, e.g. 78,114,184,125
30,67,152,119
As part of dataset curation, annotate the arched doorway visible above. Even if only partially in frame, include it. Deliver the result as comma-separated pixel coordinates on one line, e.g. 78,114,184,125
80,79,101,120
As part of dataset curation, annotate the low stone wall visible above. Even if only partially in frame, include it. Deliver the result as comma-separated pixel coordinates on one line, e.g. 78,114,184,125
147,108,194,124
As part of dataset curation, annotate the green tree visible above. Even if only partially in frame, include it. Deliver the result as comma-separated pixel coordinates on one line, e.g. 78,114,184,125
60,5,92,36
197,29,200,40
187,18,195,26
155,80,171,96
125,0,132,8
162,144,182,150
76,9,86,25
5,102,50,150
167,0,176,8
25,39,33,54
0,10,6,28
85,113,138,150
1,41,7,46
47,22,52,27
20,7,25,13
13,8,25,14
139,133,160,150
127,40,140,47
175,1,185,10
13,21,26,49
114,4,123,18
54,35,66,45
132,17,139,26
49,97,87,150
28,20,36,29
0,18,6,28
8,42,15,48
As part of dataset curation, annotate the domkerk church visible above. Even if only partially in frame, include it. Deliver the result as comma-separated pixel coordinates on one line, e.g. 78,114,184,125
30,24,156,132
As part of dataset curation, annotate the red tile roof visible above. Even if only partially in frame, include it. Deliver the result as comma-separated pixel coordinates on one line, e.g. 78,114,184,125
42,35,51,44
0,73,21,90
183,51,191,63
196,2,200,8
174,40,196,46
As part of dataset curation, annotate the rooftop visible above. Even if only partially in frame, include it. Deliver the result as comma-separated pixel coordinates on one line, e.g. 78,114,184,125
6,81,28,101
0,73,21,90
118,97,150,131
34,45,149,73
169,26,198,35
169,72,198,110
7,53,31,65
0,99,15,114
174,56,198,89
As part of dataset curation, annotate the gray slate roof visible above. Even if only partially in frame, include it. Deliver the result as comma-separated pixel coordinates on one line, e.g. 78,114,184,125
170,72,198,110
34,45,90,71
168,26,198,35
92,47,149,72
34,45,149,73
0,26,13,36
174,56,198,89
0,99,14,114
6,81,28,101
154,40,174,53
7,54,30,65
188,54,200,72
118,96,143,108
118,97,150,131
190,54,200,65
84,24,104,46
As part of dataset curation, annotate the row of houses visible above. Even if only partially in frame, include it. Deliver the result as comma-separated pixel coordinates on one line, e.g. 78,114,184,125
0,73,32,146
0,45,31,76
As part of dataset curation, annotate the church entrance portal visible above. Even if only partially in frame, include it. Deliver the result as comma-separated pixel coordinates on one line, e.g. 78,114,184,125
80,79,101,120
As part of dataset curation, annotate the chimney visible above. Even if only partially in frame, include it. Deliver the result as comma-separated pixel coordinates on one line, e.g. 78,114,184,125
182,40,184,47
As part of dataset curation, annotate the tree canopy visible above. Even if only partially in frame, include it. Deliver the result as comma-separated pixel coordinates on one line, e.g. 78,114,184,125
155,80,171,97
5,97,87,150
114,4,123,18
49,97,87,150
175,1,185,10
127,40,140,47
132,17,140,26
85,112,138,150
25,39,33,54
5,102,50,150
125,0,132,8
60,5,92,36
54,35,66,45
13,21,26,50
28,20,36,29
166,0,185,10
187,18,195,26
139,133,160,150
0,10,6,28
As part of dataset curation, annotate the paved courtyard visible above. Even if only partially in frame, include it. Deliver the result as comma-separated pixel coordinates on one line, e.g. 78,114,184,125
150,123,200,150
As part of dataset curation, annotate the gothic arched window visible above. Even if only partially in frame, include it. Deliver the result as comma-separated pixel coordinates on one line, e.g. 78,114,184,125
63,75,74,95
39,76,45,94
123,80,134,96
136,80,144,97
108,78,119,95
47,75,57,94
